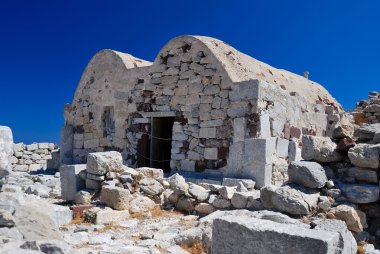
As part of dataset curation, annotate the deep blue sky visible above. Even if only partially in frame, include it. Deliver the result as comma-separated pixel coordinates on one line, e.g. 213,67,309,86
1,1,379,144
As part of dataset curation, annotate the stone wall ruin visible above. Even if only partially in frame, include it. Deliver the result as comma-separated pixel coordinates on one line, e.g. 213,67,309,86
62,35,342,187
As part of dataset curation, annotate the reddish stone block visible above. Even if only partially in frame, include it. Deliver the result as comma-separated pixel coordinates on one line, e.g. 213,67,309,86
290,126,301,139
71,204,95,219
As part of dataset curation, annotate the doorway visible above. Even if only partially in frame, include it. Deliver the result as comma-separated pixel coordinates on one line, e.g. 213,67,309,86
136,117,174,172
151,117,175,172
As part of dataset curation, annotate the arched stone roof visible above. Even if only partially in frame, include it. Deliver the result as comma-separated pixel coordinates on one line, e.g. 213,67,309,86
72,49,151,104
155,35,341,109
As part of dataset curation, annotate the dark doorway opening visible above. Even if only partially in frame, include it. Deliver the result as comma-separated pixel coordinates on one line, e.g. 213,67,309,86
151,117,175,172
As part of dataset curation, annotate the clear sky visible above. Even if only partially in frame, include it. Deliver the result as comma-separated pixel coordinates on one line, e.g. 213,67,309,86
1,1,379,144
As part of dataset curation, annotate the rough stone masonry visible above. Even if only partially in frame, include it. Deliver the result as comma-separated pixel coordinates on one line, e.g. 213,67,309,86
61,35,346,188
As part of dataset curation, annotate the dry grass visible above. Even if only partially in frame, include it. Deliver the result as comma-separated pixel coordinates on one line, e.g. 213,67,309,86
71,212,85,224
130,205,182,220
180,242,207,254
95,223,122,233
357,244,365,254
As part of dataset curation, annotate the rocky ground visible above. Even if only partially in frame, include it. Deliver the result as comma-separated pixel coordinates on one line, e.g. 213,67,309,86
2,113,380,253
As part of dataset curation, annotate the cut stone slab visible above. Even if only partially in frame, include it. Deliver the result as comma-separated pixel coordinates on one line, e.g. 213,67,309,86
100,186,131,210
59,164,86,201
348,144,380,169
302,135,344,163
313,219,357,254
212,215,340,254
86,151,124,175
288,161,328,188
339,183,380,204
260,185,318,215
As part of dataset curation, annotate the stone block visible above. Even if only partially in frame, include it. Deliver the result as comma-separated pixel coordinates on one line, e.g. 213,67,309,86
288,140,301,162
233,117,246,143
26,143,38,151
288,161,328,188
229,79,260,102
87,151,124,175
199,128,216,138
204,148,218,160
226,142,244,177
212,215,340,254
85,178,101,190
259,113,271,138
348,144,380,169
180,160,195,171
222,178,256,189
85,207,129,225
60,125,73,164
244,138,275,164
241,162,272,188
313,219,357,254
100,186,131,210
276,138,289,159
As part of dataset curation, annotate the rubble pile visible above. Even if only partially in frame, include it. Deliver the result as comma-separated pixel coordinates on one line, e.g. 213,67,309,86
353,91,380,124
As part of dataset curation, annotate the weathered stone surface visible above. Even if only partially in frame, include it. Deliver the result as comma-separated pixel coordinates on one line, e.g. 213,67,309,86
222,178,255,189
84,207,129,224
0,208,15,227
219,186,235,200
59,164,86,201
129,195,155,214
231,192,252,208
344,167,378,183
195,203,215,214
212,215,340,254
260,185,318,215
74,190,92,205
348,144,380,169
139,178,164,196
302,135,344,163
168,173,189,194
355,123,380,141
100,186,131,210
339,183,380,204
327,205,365,233
176,196,195,213
25,183,51,198
288,161,328,188
87,151,124,175
136,167,164,179
313,219,357,254
188,183,209,202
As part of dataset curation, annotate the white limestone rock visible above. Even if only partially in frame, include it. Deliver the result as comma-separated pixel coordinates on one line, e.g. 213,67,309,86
302,135,344,163
348,144,380,169
288,161,328,188
87,151,124,175
100,186,131,210
260,185,318,215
